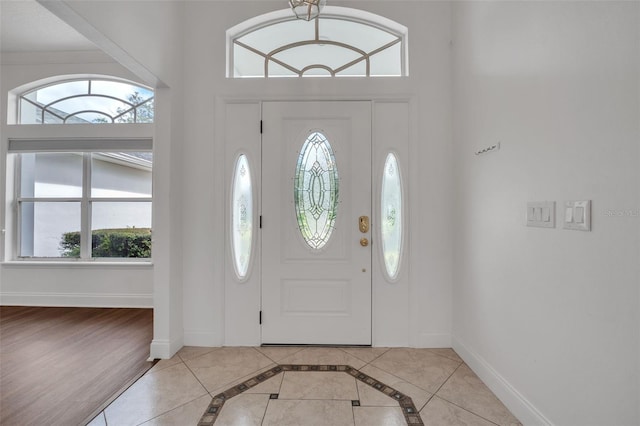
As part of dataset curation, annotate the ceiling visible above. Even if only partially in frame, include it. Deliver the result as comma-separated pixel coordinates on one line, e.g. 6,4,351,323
0,0,97,53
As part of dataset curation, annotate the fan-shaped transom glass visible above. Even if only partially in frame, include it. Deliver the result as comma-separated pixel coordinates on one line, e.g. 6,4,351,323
381,152,403,279
230,9,407,78
19,79,154,124
294,132,339,250
232,154,253,278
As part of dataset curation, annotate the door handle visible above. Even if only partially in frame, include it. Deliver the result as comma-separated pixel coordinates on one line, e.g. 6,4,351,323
359,216,369,233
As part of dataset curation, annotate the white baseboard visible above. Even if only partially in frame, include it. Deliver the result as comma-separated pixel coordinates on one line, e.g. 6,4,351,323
150,335,184,360
0,291,152,308
184,330,221,347
416,333,452,348
150,339,171,359
452,336,554,426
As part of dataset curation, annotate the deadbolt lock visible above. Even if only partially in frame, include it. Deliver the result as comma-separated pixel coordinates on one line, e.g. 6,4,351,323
359,216,370,233
360,237,369,247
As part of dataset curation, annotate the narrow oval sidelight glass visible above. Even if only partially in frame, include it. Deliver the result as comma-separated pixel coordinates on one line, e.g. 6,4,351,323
294,132,339,250
381,152,403,279
232,154,253,279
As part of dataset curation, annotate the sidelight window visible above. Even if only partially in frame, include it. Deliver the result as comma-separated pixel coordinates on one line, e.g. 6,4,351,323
380,152,403,279
231,154,254,278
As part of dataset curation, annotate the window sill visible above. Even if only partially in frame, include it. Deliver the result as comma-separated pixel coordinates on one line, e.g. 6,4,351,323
1,261,153,269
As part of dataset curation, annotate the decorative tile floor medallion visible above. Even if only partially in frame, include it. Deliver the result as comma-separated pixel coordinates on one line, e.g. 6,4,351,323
198,364,424,426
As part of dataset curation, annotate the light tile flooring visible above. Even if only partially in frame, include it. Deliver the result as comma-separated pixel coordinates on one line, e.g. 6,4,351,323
87,347,521,426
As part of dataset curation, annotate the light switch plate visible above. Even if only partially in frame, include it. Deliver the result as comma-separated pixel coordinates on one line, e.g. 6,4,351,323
526,201,555,228
563,200,591,231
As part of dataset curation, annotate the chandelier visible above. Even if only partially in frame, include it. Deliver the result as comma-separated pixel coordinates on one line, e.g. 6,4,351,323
289,0,327,21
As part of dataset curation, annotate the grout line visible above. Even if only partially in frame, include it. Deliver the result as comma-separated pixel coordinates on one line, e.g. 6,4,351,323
254,347,280,365
419,393,436,413
135,393,210,426
177,347,218,364
351,402,358,426
414,352,464,412
429,395,501,426
431,361,463,397
424,348,464,364
426,362,502,425
361,362,434,395
259,394,270,426
182,356,213,395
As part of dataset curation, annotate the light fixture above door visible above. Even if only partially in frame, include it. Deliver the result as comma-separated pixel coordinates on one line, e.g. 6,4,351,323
289,0,326,21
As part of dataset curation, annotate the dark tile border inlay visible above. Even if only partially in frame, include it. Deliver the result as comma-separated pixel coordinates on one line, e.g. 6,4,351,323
198,364,424,426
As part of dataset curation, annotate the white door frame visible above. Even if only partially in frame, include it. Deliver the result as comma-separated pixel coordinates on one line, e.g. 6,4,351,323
222,97,412,348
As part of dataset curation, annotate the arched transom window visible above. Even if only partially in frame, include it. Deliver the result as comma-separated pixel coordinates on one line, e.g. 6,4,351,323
228,7,408,78
19,78,154,124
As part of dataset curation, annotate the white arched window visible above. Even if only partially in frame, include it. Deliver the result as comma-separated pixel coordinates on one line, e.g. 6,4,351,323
19,78,153,124
7,76,153,260
227,7,408,77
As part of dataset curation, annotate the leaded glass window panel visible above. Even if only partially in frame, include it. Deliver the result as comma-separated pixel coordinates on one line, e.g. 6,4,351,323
19,78,154,124
232,154,253,278
229,8,408,78
294,132,339,250
381,153,403,279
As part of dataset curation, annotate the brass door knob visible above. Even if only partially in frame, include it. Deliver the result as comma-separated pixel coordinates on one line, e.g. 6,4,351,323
360,237,369,247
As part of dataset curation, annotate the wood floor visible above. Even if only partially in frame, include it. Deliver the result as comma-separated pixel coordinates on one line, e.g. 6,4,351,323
0,306,153,426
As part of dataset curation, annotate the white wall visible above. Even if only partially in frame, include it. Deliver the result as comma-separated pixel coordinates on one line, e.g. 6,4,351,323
452,2,640,425
1,263,152,307
180,0,454,347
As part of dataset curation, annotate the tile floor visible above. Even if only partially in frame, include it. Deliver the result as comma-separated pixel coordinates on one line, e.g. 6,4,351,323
87,347,521,426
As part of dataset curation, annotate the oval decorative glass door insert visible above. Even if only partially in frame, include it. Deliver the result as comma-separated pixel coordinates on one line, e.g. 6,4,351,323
232,154,253,278
294,132,339,250
381,152,403,279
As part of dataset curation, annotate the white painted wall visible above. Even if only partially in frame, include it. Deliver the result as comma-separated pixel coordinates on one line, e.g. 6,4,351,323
451,2,640,425
180,0,454,347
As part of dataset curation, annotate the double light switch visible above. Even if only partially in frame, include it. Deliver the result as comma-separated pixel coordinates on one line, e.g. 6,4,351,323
527,201,555,228
563,200,591,231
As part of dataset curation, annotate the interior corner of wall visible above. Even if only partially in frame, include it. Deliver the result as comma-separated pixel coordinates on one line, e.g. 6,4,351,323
416,333,452,348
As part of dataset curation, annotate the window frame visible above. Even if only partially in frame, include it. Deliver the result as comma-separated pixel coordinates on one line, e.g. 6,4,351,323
18,77,154,125
227,6,409,78
379,150,404,282
13,149,153,261
6,76,155,263
230,152,255,280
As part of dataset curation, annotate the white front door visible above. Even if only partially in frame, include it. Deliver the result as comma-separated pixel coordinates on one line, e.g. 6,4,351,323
261,101,372,345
